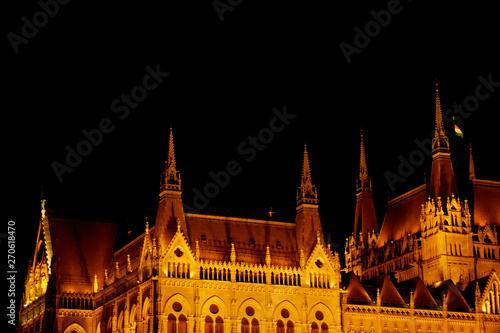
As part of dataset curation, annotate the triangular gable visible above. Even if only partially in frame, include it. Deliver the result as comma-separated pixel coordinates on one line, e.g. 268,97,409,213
479,270,500,313
303,236,340,288
410,277,438,309
430,280,470,312
159,222,196,278
378,275,405,307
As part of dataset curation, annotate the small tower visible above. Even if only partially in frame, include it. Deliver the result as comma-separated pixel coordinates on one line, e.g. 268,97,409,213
353,130,378,244
428,82,458,201
295,144,323,261
154,126,189,253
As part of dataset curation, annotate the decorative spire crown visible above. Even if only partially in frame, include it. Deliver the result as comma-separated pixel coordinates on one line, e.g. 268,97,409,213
297,143,318,205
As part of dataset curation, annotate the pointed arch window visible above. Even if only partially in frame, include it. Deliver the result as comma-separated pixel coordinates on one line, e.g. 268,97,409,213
215,316,224,333
178,314,187,333
251,318,259,333
241,318,249,333
167,314,176,333
276,320,285,333
205,316,213,333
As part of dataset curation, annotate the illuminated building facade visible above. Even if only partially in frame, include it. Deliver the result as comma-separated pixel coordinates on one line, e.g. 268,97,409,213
18,87,500,333
19,128,343,333
344,86,500,332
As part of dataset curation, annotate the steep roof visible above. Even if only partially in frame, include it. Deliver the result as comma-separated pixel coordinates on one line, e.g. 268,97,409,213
377,185,426,246
186,213,298,267
429,280,470,312
50,217,119,293
344,272,372,305
472,179,500,227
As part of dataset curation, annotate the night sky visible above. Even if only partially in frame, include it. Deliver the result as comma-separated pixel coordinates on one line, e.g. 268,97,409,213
4,1,500,326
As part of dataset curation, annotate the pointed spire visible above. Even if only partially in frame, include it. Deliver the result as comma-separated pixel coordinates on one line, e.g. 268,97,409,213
469,140,476,180
432,80,449,153
297,143,318,205
160,126,181,190
357,130,372,192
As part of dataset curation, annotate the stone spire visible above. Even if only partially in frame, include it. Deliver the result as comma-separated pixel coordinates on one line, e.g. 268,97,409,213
428,82,457,201
357,130,371,192
154,126,188,253
160,126,181,192
432,81,450,153
296,143,318,205
469,141,476,181
353,131,378,244
295,143,323,261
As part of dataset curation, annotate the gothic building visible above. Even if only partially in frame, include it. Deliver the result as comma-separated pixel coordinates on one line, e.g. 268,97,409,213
343,85,500,332
19,85,500,333
19,128,343,333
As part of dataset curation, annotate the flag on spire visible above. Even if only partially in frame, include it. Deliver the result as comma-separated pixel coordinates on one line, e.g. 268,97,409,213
454,124,464,138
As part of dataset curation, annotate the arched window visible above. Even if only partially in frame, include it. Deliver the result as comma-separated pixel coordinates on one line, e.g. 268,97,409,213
205,316,213,333
178,314,187,333
241,318,249,333
311,322,319,333
251,318,259,333
167,314,176,333
215,316,224,333
276,320,285,333
286,320,294,333
320,323,328,333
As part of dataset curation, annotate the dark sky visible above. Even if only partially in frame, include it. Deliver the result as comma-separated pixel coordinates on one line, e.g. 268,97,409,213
4,0,500,325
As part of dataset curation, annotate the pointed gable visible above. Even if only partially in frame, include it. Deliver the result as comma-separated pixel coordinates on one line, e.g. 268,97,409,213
303,234,340,289
400,277,437,309
429,280,470,312
160,220,197,278
378,274,406,307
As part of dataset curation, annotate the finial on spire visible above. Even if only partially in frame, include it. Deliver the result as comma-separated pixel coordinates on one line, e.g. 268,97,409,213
145,215,149,232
